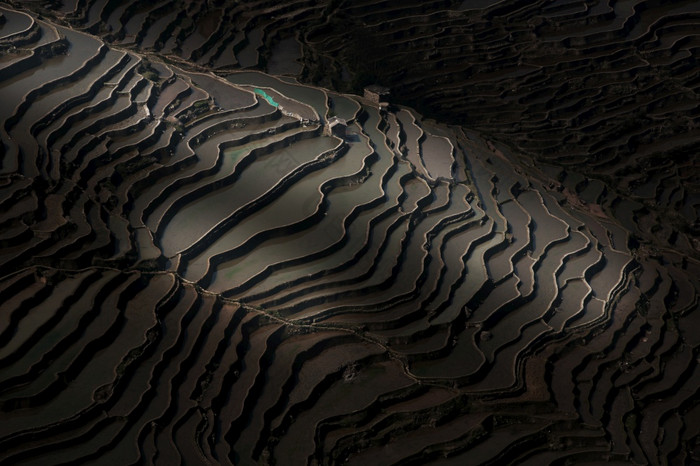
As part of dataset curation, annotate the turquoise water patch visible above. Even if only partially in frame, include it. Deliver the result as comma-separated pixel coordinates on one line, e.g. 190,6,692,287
225,147,247,162
254,88,279,107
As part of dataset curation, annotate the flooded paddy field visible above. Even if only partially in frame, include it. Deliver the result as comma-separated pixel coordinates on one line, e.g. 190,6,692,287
0,1,699,465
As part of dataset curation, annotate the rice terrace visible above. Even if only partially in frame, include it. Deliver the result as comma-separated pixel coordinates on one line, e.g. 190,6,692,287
0,0,698,464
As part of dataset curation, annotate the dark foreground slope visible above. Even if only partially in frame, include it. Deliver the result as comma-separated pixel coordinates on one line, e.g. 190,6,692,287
0,2,699,466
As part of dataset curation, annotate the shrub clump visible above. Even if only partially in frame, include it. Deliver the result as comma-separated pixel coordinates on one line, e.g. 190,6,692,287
142,70,159,82
138,60,160,82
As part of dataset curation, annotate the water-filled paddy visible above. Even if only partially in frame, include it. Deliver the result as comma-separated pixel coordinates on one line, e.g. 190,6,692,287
0,7,32,39
0,3,696,463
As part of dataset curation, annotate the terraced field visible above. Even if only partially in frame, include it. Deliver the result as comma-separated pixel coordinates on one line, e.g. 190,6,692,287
0,1,699,465
22,0,699,257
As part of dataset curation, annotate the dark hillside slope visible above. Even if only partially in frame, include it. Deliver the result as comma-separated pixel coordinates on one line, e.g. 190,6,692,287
0,2,698,465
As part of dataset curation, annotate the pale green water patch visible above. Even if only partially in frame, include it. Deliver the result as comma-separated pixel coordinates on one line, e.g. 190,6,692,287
227,71,326,119
254,88,279,107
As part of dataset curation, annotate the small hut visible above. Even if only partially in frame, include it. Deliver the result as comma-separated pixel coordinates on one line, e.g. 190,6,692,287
363,85,390,104
325,116,347,138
